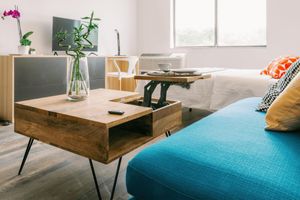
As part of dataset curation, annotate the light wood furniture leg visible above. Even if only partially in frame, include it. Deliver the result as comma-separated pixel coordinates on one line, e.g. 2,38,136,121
0,55,13,122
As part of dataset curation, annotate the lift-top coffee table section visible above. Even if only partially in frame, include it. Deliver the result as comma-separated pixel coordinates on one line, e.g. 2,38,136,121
135,74,211,108
14,89,182,200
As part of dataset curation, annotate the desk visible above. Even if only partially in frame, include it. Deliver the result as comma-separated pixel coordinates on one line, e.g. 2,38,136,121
14,89,181,199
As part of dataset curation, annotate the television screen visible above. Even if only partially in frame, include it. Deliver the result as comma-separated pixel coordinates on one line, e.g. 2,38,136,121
52,16,98,52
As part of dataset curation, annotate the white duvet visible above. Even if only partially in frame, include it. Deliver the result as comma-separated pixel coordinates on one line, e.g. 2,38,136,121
136,69,276,111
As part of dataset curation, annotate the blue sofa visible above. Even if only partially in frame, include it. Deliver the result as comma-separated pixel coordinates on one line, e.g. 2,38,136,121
126,98,300,200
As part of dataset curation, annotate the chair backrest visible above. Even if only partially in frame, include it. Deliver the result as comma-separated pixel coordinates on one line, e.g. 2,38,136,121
127,56,139,75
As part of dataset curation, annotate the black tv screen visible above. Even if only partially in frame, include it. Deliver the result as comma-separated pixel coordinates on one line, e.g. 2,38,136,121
52,16,98,52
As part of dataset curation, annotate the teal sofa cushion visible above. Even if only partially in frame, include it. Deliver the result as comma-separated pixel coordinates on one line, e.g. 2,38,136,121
126,98,300,200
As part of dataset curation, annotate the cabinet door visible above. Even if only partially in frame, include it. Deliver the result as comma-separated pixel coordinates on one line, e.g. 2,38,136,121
88,57,105,90
14,57,106,102
14,57,67,101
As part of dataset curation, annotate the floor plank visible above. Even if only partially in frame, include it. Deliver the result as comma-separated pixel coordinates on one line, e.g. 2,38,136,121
0,108,211,200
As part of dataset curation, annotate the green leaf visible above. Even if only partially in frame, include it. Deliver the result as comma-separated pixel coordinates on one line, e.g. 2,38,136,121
56,11,99,58
79,51,85,56
22,31,33,39
73,27,79,31
20,38,31,46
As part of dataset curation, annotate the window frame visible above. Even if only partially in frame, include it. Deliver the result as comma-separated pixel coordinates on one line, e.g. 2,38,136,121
172,0,267,48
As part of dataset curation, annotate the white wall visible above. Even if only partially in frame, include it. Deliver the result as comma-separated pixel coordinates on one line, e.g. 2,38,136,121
0,0,137,56
2,0,299,68
137,0,300,69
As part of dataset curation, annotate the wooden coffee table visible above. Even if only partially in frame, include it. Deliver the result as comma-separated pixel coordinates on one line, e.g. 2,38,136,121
135,74,211,108
14,89,182,200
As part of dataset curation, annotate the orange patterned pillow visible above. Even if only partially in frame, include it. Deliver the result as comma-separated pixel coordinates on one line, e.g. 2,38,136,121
261,56,300,79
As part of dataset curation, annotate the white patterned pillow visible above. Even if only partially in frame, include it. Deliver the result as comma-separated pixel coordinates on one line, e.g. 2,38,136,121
257,59,300,112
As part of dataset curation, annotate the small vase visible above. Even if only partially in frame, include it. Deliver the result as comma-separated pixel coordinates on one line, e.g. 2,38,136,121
67,57,90,101
18,45,30,55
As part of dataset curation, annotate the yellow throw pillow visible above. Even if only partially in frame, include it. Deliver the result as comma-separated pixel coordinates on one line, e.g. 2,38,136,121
265,71,300,131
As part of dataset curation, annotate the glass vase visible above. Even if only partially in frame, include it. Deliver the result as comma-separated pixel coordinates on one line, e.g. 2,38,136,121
67,57,90,101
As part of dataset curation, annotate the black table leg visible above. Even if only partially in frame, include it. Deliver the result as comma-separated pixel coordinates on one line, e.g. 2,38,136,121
18,138,34,175
89,159,102,200
17,140,123,200
165,130,172,137
110,157,123,200
142,81,159,107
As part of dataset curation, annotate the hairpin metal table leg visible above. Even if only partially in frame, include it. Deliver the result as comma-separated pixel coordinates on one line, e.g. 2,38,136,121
110,157,123,200
165,130,172,137
18,138,34,175
89,159,102,200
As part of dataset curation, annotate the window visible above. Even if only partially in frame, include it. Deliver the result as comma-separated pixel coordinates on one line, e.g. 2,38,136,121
173,0,266,47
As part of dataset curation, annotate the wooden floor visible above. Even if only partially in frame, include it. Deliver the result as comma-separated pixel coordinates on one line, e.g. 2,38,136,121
0,108,211,200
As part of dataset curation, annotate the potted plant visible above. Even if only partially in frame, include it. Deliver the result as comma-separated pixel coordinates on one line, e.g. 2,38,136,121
56,12,100,101
18,31,33,55
2,6,34,54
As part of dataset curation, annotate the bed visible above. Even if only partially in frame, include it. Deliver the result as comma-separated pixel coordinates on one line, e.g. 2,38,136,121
136,68,276,111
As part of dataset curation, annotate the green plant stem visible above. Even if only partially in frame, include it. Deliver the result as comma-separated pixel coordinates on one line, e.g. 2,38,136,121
78,70,89,94
57,12,99,99
68,57,78,95
68,57,88,96
16,18,22,41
